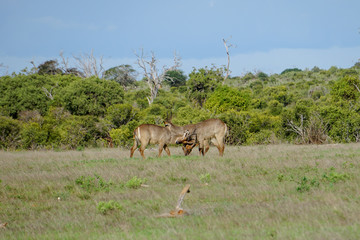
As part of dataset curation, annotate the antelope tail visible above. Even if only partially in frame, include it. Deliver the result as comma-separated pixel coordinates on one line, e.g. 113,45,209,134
134,127,141,147
224,123,229,137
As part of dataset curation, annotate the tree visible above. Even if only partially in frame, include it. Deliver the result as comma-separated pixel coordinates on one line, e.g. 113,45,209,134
163,69,187,87
37,60,62,75
36,56,84,77
222,38,233,84
58,51,84,77
256,71,269,82
280,68,302,75
135,49,181,104
186,66,224,107
73,49,104,78
103,65,137,88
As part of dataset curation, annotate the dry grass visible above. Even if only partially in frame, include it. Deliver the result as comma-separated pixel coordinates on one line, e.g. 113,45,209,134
1,144,360,239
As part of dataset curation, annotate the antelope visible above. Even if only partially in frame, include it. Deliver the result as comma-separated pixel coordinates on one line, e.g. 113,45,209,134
130,124,171,159
165,119,227,156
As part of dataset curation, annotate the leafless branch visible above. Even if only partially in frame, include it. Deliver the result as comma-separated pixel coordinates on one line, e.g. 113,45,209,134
73,49,104,78
287,115,307,143
287,114,329,144
59,50,69,71
353,83,360,93
135,49,181,104
42,83,58,100
222,37,232,84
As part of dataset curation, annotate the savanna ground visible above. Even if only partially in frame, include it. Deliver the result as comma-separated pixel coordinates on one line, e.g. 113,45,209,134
1,144,360,239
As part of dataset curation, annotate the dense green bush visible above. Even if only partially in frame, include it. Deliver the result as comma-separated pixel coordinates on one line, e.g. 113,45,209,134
163,70,187,87
0,74,80,118
320,103,360,143
0,65,360,149
106,103,137,128
205,86,251,114
186,67,223,107
0,116,21,149
331,75,360,101
220,109,282,145
58,77,124,116
110,120,138,147
124,89,149,109
171,105,211,125
20,122,48,149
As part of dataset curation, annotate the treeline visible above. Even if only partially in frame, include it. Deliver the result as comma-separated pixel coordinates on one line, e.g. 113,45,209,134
1,62,360,150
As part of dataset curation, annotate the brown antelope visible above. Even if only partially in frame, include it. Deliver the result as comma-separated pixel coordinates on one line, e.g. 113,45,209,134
130,124,171,159
165,119,227,156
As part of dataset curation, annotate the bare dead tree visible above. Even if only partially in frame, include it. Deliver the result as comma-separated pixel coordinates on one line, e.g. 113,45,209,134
59,51,69,72
59,51,84,77
222,37,233,84
287,115,307,144
287,113,329,144
306,114,329,144
73,49,104,78
135,49,181,104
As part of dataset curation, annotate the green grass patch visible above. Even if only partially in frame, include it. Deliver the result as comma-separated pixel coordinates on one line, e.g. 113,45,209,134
1,145,360,239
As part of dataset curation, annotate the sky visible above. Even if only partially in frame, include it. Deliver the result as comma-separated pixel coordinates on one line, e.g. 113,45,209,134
0,0,359,77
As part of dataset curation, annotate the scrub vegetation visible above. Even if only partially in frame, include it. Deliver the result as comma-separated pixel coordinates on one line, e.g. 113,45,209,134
1,61,360,149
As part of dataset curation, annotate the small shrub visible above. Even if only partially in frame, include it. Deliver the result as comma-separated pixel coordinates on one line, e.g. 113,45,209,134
322,169,349,184
247,130,277,145
125,176,146,189
295,176,319,193
20,122,48,149
76,146,84,151
296,177,310,193
277,174,284,182
75,174,112,193
97,200,123,215
199,173,211,184
0,116,21,149
109,120,138,147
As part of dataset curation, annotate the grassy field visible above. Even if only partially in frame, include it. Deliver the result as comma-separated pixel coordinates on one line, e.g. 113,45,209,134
1,144,360,239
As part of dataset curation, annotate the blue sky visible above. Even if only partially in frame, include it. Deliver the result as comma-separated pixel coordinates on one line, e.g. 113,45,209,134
1,0,359,76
